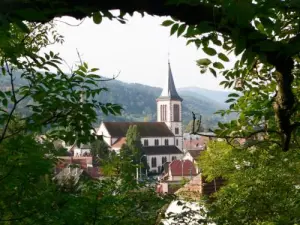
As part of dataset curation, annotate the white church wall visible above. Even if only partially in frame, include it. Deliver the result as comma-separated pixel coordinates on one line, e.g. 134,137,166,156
97,123,111,146
147,154,183,173
141,137,175,146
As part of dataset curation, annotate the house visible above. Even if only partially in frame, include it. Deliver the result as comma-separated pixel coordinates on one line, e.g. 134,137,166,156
55,156,102,179
174,174,224,200
161,159,198,181
183,150,203,164
183,133,210,151
96,62,184,173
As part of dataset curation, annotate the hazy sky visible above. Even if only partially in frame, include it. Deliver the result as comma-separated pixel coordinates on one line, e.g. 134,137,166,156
49,13,233,91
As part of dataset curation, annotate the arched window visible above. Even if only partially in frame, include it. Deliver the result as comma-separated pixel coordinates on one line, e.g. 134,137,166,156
164,139,169,146
151,157,157,167
175,127,179,134
154,139,159,146
173,104,180,122
162,156,167,165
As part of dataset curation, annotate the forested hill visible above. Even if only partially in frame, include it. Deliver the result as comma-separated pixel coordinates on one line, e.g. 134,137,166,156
0,73,233,129
97,78,233,129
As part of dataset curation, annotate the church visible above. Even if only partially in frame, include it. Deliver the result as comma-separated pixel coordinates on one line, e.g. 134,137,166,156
73,62,184,173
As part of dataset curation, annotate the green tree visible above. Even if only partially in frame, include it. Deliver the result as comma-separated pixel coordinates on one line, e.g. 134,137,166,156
0,20,172,224
91,138,110,160
121,125,149,175
199,141,300,224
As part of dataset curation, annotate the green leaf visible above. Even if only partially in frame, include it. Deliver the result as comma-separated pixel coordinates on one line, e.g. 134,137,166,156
209,67,217,77
228,93,239,98
162,20,174,27
202,47,217,56
213,62,225,69
2,98,8,107
218,122,225,129
1,67,6,75
170,23,179,36
177,24,186,37
254,20,265,33
0,91,5,98
196,58,212,66
225,98,235,103
93,12,102,24
212,38,222,46
200,68,207,74
15,21,30,33
218,53,229,62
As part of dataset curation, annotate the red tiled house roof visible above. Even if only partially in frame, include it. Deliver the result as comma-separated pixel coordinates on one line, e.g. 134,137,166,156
183,137,209,150
169,160,197,176
103,122,174,137
111,137,126,148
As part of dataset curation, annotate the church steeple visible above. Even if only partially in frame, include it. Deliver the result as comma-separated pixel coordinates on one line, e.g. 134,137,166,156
156,60,183,151
158,61,182,101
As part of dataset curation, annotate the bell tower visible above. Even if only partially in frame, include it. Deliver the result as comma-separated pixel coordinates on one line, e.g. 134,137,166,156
157,61,183,151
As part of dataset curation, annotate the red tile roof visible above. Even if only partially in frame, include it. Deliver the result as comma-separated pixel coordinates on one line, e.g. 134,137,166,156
103,122,174,137
56,157,93,169
55,157,102,179
169,159,197,176
111,137,126,148
183,137,209,150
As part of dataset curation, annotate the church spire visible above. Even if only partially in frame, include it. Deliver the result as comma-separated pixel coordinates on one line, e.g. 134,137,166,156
158,61,183,101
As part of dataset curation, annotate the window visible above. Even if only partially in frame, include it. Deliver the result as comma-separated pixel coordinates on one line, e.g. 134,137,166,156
160,104,167,121
164,139,169,146
162,156,167,165
154,139,159,146
175,127,179,134
172,156,176,161
173,104,180,122
151,157,157,167
176,139,179,146
143,139,148,146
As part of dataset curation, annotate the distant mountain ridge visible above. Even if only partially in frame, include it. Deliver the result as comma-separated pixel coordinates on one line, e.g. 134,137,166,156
0,72,234,129
97,79,233,129
178,87,231,105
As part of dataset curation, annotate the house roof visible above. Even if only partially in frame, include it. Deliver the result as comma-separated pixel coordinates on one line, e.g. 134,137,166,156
57,156,93,169
183,137,209,150
111,137,126,148
187,150,203,160
103,122,174,137
142,146,183,155
175,174,202,200
169,159,197,176
157,62,183,101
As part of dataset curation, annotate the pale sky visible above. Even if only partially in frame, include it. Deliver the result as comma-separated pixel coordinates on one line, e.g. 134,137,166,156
49,13,234,91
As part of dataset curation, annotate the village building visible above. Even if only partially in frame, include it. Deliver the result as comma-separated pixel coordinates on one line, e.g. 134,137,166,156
96,62,184,173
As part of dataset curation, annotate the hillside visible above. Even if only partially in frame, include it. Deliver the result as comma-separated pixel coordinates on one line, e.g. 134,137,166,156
0,72,234,129
96,79,233,129
178,86,231,105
